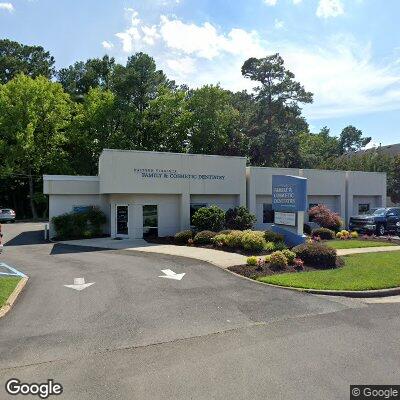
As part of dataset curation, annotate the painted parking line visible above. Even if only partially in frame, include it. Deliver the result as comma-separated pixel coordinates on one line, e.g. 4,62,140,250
0,262,27,278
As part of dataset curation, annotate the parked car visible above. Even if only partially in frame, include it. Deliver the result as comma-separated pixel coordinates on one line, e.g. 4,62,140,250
349,207,400,236
0,208,16,223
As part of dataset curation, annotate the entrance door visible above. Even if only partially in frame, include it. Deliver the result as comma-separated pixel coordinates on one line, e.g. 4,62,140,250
116,205,129,237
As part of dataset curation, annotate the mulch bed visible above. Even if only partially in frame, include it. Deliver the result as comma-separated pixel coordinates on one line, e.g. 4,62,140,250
228,264,319,279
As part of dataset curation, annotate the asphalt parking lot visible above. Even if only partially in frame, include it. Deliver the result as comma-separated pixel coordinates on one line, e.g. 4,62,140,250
0,223,399,400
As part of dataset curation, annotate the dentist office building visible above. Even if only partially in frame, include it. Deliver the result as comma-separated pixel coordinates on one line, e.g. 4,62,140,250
44,149,387,239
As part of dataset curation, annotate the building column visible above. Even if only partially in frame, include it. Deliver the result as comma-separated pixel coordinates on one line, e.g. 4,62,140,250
180,193,190,231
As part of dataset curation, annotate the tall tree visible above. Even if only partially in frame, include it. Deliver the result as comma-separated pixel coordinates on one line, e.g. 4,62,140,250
241,54,313,166
188,85,243,156
0,39,55,84
339,125,371,153
0,75,72,218
388,156,400,204
57,55,116,99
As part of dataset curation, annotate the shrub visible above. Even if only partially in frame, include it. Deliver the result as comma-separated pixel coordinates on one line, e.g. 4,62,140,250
264,231,285,243
337,230,350,240
224,230,245,248
269,251,288,271
311,227,335,240
246,256,258,266
218,230,232,235
273,241,288,251
293,242,337,269
308,205,342,231
212,233,229,247
351,231,359,238
192,206,225,232
52,207,106,240
293,258,305,272
225,206,256,230
193,230,217,245
240,231,267,252
264,255,271,263
282,249,296,264
174,230,193,244
264,242,275,253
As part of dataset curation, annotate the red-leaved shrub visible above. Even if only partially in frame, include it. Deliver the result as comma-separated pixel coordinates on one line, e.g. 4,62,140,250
308,205,342,232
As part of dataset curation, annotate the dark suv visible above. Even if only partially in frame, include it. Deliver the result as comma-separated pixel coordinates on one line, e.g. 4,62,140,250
349,207,400,236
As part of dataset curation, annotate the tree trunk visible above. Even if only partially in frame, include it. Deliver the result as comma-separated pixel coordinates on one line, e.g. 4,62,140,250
28,172,38,220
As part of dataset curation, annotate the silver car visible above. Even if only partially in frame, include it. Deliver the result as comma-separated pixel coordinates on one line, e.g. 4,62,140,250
0,208,16,223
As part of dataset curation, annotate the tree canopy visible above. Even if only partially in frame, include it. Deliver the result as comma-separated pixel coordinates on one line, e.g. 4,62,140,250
0,38,394,218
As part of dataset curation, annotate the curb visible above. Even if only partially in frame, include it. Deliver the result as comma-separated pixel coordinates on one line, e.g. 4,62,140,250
0,276,29,318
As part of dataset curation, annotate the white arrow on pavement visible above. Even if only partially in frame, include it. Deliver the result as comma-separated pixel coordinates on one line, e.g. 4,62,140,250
158,269,185,281
64,277,95,291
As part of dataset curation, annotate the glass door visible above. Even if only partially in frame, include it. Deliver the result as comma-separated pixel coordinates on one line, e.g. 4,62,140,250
143,205,158,239
116,205,129,237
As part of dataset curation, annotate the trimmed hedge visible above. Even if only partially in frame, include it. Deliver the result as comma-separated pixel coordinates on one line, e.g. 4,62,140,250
174,230,193,244
311,227,336,240
293,242,337,269
282,249,296,264
193,230,217,245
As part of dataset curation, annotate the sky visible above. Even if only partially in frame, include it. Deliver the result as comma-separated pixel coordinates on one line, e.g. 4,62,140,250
1,0,400,146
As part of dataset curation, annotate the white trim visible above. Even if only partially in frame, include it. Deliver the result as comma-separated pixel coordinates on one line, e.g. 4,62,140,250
43,175,99,181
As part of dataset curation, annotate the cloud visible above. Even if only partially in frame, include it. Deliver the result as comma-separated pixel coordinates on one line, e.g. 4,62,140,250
316,0,344,18
0,2,14,12
102,41,114,49
274,19,285,29
263,0,277,5
109,11,400,120
159,15,264,59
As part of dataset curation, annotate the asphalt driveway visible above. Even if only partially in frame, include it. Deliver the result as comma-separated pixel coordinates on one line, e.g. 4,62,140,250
0,223,399,399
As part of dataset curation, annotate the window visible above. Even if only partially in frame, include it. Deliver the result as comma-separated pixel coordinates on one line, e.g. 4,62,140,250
190,203,207,225
358,204,370,214
143,205,158,238
263,204,274,224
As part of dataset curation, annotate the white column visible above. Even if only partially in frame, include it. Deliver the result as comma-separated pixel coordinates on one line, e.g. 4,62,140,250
180,193,191,231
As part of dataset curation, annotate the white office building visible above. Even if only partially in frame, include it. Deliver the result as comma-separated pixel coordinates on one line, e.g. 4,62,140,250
44,149,387,238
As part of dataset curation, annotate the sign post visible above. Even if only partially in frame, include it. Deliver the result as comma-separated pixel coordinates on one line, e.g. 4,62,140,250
272,175,307,247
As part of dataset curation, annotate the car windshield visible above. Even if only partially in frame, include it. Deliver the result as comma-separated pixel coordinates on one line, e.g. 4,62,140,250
1,209,13,214
370,208,387,216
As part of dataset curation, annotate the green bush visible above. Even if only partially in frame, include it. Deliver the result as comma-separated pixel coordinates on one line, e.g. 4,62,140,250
311,227,335,240
293,242,337,269
273,241,287,251
264,255,271,263
193,230,217,245
225,206,256,230
212,233,229,247
240,231,267,252
246,256,258,266
264,242,275,253
192,206,225,232
218,230,232,235
52,207,106,240
264,231,285,244
282,249,296,264
269,251,288,270
174,230,193,244
224,230,245,248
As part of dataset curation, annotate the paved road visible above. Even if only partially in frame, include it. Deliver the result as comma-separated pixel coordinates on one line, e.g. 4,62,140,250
0,223,399,399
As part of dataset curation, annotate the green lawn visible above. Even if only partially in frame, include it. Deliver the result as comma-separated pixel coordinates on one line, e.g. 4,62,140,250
258,251,400,291
326,239,397,250
0,277,21,307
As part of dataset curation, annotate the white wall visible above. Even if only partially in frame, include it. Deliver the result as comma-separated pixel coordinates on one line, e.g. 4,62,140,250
48,194,110,237
190,194,240,211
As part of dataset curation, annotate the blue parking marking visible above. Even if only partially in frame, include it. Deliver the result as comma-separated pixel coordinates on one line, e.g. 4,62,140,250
0,263,27,278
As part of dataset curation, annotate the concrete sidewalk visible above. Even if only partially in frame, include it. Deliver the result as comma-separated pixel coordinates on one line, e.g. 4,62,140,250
60,237,247,268
59,237,400,269
336,246,400,256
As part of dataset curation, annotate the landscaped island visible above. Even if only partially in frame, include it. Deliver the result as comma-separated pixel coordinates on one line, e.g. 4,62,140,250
0,277,21,308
